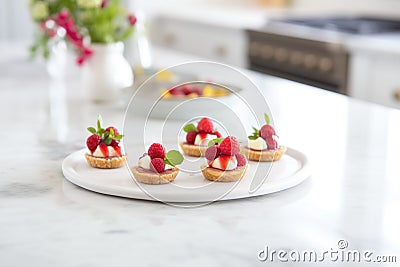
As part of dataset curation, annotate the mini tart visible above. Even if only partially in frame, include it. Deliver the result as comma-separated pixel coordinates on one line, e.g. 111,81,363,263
243,146,287,162
179,142,207,157
85,153,127,169
131,166,179,185
201,165,249,182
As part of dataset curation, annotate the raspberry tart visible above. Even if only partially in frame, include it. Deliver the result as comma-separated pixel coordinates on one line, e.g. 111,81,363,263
244,113,286,162
131,143,184,185
85,117,127,169
180,117,223,157
201,136,248,182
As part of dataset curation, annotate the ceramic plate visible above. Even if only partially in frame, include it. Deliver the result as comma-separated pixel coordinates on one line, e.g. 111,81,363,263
62,147,310,203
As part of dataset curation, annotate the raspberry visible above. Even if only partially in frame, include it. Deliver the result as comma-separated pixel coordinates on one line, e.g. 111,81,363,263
259,124,276,140
205,145,220,161
219,136,240,156
150,158,165,173
148,143,166,159
236,154,247,167
266,136,278,150
105,126,120,136
197,118,214,133
186,131,197,144
86,134,101,152
214,131,222,138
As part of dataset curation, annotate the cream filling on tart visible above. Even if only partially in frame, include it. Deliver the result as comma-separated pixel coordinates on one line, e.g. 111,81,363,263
210,155,237,171
194,133,217,146
88,145,124,158
138,155,174,171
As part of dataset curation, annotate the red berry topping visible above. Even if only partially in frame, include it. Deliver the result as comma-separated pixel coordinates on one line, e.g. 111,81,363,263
266,136,278,150
105,126,120,136
186,131,197,144
219,136,240,156
236,154,247,167
259,124,276,140
182,85,192,95
197,118,214,133
214,131,222,138
150,158,165,173
205,145,221,161
86,134,101,153
148,143,166,159
110,139,119,147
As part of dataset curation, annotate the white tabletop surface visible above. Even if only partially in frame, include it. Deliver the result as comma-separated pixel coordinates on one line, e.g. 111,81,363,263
0,43,399,266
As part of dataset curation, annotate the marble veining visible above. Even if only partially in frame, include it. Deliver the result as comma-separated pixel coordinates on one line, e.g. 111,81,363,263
0,44,399,267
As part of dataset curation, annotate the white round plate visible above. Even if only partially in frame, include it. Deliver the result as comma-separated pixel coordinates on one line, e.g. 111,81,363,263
62,147,310,203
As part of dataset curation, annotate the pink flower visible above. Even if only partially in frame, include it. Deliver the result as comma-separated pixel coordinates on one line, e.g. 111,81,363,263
101,0,108,8
128,14,137,26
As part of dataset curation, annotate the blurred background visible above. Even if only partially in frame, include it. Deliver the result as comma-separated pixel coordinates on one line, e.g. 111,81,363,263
2,0,400,108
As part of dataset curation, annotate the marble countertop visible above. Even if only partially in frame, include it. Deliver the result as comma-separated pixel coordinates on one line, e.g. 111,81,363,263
0,43,399,266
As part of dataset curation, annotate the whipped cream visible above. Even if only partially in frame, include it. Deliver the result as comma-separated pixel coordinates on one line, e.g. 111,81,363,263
211,156,237,170
194,133,217,146
88,145,124,157
247,137,268,150
138,154,174,171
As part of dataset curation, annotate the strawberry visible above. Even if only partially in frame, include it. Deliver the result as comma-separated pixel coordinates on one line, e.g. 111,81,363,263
150,158,165,173
236,154,247,167
266,136,278,150
86,134,101,152
186,131,197,144
148,143,166,159
259,124,276,140
205,145,220,161
214,131,222,138
197,117,214,133
219,136,240,156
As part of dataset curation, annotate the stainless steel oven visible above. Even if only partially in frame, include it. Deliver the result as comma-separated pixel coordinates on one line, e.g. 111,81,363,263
247,17,400,95
247,30,348,94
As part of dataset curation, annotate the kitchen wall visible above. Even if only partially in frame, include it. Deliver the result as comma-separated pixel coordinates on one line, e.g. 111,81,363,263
2,0,400,41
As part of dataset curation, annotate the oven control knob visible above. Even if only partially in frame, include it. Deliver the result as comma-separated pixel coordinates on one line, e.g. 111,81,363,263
261,45,274,59
249,42,261,57
304,54,317,69
274,48,288,62
290,51,304,65
319,57,334,72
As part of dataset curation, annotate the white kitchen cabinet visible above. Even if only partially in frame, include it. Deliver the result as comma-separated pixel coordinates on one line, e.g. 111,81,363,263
349,51,400,109
150,16,247,68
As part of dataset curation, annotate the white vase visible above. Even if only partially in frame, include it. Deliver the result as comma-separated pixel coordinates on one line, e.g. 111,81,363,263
82,42,133,102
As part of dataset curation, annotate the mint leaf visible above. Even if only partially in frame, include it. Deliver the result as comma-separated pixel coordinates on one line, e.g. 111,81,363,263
114,134,123,141
110,128,114,136
183,123,197,133
98,128,104,135
248,135,258,140
264,113,270,125
87,127,96,134
97,117,102,130
164,150,184,166
208,137,224,147
104,137,112,145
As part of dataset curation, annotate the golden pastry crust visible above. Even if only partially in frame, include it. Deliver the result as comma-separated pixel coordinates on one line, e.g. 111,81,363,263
85,153,127,169
243,146,286,162
131,166,179,185
179,142,207,157
201,165,249,182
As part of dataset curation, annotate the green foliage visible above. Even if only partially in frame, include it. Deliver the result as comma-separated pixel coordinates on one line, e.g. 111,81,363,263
164,150,184,166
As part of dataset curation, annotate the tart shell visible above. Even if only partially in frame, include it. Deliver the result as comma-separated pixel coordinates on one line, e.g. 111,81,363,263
131,166,179,185
85,153,127,169
179,142,207,157
243,146,287,162
201,165,249,182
